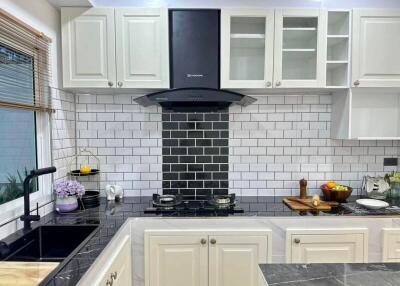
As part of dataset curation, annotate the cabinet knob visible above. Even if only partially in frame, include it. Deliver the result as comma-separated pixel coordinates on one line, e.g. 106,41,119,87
111,271,117,280
117,81,123,87
354,80,360,86
294,238,301,244
276,81,281,87
200,238,207,245
108,81,114,87
266,81,272,87
210,238,216,245
106,279,113,286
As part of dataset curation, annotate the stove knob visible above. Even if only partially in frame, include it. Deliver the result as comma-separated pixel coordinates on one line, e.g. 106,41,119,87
200,238,207,245
210,238,216,245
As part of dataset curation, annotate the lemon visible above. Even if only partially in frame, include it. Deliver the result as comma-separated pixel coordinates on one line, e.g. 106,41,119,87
80,165,92,174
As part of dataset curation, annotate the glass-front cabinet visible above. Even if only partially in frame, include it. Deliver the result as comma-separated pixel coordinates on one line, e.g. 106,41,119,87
221,10,274,89
274,9,327,88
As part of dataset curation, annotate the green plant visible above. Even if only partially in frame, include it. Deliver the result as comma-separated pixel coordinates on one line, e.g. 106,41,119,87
0,169,37,205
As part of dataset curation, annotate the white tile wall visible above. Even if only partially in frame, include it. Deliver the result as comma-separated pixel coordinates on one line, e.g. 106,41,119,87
229,95,400,196
75,94,162,196
52,89,76,182
56,93,400,197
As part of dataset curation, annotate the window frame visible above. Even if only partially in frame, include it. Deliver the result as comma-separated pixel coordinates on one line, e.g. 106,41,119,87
0,37,52,220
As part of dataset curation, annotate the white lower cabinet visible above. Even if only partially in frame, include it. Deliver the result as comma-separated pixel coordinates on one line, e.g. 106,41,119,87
145,230,271,286
97,235,132,286
382,228,400,262
286,228,368,263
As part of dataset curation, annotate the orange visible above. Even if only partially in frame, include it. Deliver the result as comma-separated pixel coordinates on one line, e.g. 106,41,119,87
326,181,336,189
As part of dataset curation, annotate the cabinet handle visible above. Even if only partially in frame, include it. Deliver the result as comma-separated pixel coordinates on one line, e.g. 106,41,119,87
266,81,271,87
117,81,123,87
108,81,114,87
276,81,281,87
106,279,113,286
294,238,301,244
110,271,118,280
200,238,207,245
210,238,216,245
354,80,360,86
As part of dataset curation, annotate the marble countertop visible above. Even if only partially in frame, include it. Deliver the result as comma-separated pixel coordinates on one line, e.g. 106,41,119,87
0,262,59,286
259,263,400,286
2,196,399,286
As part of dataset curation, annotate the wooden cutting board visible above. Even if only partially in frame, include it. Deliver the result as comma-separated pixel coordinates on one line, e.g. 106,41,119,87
0,261,59,286
283,197,339,211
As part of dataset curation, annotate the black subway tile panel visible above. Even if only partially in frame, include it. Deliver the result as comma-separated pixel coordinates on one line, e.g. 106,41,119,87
162,108,228,195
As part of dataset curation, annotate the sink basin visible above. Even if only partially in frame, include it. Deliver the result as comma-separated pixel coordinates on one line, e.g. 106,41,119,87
2,225,98,262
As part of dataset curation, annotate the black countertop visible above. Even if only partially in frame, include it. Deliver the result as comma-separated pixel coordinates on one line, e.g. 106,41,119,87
2,196,399,286
259,263,400,286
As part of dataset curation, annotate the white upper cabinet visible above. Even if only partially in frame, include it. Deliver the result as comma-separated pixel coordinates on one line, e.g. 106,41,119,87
352,9,400,88
115,8,169,88
274,9,327,88
61,8,116,88
61,7,169,89
220,10,274,89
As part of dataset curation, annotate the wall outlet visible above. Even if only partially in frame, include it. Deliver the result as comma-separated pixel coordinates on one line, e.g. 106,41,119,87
384,158,398,167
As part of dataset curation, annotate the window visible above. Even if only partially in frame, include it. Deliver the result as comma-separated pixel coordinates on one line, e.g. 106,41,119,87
0,45,38,204
0,9,52,208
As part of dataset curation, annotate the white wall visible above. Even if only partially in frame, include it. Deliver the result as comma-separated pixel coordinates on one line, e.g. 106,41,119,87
0,0,62,239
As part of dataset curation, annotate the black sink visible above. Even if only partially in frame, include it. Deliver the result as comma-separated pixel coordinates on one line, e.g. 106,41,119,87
2,224,98,262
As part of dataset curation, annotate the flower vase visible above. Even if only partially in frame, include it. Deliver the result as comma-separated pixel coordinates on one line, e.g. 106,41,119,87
56,196,78,212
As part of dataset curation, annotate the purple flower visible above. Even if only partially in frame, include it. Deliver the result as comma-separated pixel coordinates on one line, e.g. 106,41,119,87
54,180,85,198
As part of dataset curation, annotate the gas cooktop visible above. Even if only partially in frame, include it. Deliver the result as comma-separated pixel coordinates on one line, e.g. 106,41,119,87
144,194,244,216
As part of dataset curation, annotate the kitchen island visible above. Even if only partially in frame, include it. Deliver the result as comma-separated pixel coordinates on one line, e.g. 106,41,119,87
259,263,400,286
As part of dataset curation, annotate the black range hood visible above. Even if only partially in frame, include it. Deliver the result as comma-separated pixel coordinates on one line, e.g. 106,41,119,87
134,9,256,111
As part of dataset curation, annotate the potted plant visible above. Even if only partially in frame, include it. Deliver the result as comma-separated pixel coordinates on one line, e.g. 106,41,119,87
385,172,400,199
54,180,85,212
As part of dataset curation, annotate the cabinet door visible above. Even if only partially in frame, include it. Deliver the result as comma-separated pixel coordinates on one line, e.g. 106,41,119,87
221,9,274,89
98,235,132,286
209,232,271,286
287,229,368,263
382,228,400,262
146,233,208,286
115,8,169,89
274,9,327,88
352,9,400,87
61,8,116,88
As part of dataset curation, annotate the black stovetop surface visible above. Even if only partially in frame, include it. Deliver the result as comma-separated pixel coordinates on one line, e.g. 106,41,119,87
144,194,244,216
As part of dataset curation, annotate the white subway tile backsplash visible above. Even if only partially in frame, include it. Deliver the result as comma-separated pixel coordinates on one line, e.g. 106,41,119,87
230,95,400,196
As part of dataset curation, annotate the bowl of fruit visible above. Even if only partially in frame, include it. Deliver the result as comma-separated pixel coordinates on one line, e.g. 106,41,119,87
321,181,352,203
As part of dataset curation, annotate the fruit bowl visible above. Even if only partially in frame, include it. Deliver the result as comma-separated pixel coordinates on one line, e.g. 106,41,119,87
321,184,353,203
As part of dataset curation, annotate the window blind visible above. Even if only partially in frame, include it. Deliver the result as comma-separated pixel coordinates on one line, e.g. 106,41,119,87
0,8,53,113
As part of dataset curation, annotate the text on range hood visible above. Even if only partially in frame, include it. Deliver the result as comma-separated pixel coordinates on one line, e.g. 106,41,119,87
134,9,256,110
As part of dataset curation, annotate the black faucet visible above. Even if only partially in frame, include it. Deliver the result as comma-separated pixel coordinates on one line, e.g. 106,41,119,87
20,167,56,231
